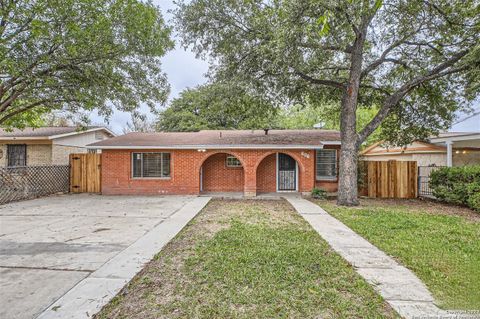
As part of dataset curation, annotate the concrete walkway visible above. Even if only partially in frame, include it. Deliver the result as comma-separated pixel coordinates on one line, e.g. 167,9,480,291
286,197,449,319
34,196,211,319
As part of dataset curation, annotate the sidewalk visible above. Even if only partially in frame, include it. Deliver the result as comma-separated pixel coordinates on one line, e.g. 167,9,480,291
286,196,449,319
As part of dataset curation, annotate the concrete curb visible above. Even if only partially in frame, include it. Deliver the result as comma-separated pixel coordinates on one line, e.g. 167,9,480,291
36,196,211,319
285,196,451,319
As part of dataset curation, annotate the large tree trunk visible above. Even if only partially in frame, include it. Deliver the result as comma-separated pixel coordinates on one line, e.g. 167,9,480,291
337,134,360,206
337,21,367,206
337,94,360,206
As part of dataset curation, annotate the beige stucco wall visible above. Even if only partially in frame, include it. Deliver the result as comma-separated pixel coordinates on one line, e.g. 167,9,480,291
51,144,88,165
0,144,6,167
27,144,52,166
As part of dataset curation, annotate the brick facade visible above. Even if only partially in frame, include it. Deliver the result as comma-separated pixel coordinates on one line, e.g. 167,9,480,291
102,146,340,196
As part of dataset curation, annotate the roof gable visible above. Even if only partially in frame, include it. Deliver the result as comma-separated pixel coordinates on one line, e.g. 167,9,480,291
362,140,446,156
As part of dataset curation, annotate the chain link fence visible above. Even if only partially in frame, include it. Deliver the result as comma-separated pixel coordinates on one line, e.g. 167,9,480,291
0,165,69,205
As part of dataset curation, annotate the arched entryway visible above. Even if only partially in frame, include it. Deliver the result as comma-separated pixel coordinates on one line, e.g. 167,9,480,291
256,152,298,193
200,153,244,193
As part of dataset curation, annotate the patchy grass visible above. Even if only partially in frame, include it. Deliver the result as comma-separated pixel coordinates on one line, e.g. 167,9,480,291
313,198,480,310
95,199,397,319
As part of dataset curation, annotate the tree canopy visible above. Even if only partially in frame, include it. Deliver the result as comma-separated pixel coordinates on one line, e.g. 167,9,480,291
0,0,173,128
156,82,278,131
175,0,480,205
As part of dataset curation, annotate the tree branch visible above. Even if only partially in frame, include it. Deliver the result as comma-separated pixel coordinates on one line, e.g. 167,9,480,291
294,69,345,89
358,50,470,143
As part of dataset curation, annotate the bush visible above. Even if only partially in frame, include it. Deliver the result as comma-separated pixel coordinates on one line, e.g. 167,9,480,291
467,191,480,213
311,187,327,199
430,165,480,212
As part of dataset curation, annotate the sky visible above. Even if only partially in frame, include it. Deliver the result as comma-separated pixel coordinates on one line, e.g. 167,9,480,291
91,0,479,134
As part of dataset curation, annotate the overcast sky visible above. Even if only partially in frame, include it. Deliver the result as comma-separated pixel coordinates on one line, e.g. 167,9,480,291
91,0,479,134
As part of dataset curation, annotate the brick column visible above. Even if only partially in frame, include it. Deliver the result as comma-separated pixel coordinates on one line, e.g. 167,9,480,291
243,166,257,197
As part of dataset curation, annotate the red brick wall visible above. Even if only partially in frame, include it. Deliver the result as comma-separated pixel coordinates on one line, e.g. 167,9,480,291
101,148,337,195
256,153,276,193
202,153,244,192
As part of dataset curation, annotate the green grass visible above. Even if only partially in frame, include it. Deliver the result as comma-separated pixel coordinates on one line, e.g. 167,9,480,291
315,200,480,310
95,200,397,318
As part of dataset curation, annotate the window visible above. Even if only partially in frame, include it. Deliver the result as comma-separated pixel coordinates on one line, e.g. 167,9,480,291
226,156,242,167
316,149,337,180
7,144,26,167
132,152,171,178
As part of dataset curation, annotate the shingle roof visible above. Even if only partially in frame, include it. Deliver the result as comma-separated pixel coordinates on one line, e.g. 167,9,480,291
0,126,111,138
88,129,341,149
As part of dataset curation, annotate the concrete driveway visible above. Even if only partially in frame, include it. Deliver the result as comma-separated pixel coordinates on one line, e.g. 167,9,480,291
0,194,201,319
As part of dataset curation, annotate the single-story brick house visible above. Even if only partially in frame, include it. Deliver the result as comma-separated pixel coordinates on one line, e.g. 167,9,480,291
0,126,115,167
88,129,341,196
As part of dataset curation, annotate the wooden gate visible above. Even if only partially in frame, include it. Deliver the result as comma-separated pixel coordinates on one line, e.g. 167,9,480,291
366,160,417,199
69,153,101,193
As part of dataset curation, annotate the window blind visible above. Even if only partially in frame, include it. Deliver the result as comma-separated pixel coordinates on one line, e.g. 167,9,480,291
316,149,337,180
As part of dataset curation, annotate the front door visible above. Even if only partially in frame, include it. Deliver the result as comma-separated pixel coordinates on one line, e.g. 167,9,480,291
278,153,297,191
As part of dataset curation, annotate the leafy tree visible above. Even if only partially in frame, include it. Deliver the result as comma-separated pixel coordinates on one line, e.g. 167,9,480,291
175,0,480,205
0,0,173,128
157,82,278,131
123,112,156,133
279,102,383,147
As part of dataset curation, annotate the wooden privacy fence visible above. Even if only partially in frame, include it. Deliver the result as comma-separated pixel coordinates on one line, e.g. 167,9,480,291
364,160,418,199
70,153,101,193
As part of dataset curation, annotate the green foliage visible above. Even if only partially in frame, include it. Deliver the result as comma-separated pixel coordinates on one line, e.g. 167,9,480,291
430,166,480,212
156,82,278,131
467,192,480,213
175,0,479,146
278,102,383,147
311,187,327,199
0,0,173,127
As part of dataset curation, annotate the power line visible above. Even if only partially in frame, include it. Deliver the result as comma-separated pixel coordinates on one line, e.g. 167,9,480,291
453,111,480,125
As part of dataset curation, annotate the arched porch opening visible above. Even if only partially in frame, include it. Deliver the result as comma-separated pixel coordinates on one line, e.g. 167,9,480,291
200,152,244,193
256,152,300,193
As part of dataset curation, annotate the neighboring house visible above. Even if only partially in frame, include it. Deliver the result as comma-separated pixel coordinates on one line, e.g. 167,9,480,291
361,132,480,167
0,127,116,167
88,129,341,196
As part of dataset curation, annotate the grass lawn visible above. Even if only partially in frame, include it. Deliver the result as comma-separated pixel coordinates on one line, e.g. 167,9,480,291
313,198,480,310
95,199,397,319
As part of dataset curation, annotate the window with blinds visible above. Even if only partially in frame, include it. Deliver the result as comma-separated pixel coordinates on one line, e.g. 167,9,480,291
132,152,171,178
316,149,337,180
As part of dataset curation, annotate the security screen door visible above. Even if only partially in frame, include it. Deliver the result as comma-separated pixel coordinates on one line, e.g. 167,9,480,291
278,153,296,191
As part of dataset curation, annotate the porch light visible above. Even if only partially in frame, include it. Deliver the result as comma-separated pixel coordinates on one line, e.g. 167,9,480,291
455,150,460,154
197,149,206,152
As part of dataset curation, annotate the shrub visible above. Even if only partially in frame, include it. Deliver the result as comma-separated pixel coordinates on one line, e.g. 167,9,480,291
311,187,327,199
467,191,480,213
430,165,480,212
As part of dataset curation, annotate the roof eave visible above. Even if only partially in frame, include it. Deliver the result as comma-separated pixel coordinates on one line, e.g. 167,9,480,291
0,136,49,141
87,143,340,150
49,127,116,139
